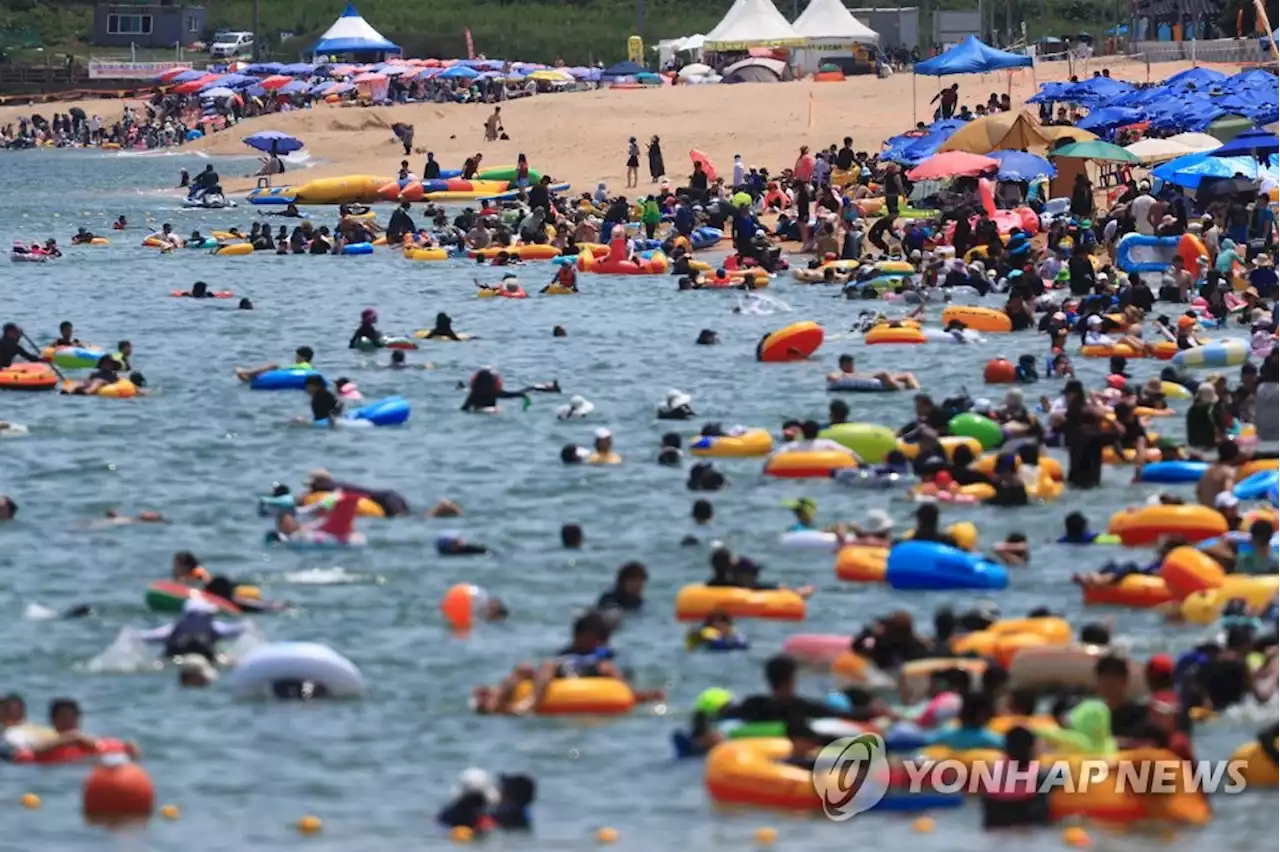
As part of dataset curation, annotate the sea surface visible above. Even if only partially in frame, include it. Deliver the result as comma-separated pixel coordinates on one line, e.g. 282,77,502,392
0,150,1275,852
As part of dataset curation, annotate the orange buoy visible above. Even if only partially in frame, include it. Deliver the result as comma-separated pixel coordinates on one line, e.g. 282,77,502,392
83,758,154,826
441,583,487,631
983,358,1016,384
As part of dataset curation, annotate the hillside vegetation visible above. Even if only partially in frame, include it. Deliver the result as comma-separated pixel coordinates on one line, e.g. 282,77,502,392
1,0,1275,64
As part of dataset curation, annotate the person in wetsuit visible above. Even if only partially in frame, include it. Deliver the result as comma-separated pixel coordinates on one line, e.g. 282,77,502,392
422,312,462,341
136,596,246,662
348,309,383,349
0,323,39,368
304,375,342,425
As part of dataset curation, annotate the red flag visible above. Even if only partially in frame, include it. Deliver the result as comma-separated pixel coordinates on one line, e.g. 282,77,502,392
464,28,475,60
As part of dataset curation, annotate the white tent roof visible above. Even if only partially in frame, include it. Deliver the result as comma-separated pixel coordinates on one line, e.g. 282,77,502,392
793,0,879,45
704,0,805,50
312,2,400,57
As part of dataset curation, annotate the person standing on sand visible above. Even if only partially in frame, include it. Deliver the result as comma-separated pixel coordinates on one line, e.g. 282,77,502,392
485,107,503,142
931,83,959,120
626,137,640,188
648,136,665,183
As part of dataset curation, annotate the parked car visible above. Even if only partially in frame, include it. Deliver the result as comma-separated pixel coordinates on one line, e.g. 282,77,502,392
209,31,253,58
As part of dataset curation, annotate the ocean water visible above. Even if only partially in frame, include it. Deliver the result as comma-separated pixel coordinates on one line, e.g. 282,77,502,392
0,150,1274,852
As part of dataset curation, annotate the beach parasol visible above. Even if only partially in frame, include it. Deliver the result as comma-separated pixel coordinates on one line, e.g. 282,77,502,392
1123,138,1197,164
987,150,1056,181
172,74,219,94
528,69,571,82
1209,127,1279,159
200,87,238,100
154,66,192,84
907,151,998,180
277,80,311,95
1152,151,1277,189
690,149,718,182
258,75,293,90
438,65,481,80
351,72,387,83
243,130,304,154
1049,140,1139,163
1165,132,1224,152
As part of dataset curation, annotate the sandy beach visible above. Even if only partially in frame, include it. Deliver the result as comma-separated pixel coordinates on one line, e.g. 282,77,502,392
0,97,149,128
170,58,1241,197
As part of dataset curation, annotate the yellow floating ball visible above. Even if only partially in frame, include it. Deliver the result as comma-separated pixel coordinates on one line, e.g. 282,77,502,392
754,826,778,845
19,793,40,810
1062,826,1092,848
450,825,474,843
160,804,180,820
913,816,935,833
296,815,323,836
596,827,619,844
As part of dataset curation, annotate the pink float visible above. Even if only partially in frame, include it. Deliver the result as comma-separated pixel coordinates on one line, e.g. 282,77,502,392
577,227,668,274
781,634,852,669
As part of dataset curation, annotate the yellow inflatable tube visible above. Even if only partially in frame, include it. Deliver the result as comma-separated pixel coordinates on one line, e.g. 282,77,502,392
1230,739,1278,788
405,247,448,261
300,491,385,518
895,435,981,460
704,738,823,810
690,428,773,458
1179,576,1280,624
512,677,636,715
674,585,806,622
214,242,253,256
293,175,389,205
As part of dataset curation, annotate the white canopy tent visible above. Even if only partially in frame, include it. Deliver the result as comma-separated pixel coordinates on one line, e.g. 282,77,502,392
791,0,879,73
704,0,805,51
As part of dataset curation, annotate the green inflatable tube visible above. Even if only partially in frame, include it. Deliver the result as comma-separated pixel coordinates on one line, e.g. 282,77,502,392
948,412,1004,450
821,422,897,462
477,166,542,184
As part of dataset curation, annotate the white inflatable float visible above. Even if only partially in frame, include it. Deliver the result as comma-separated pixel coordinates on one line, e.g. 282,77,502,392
228,642,365,699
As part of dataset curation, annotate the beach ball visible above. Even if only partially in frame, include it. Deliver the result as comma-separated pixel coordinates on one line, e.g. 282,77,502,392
83,760,154,825
982,358,1016,384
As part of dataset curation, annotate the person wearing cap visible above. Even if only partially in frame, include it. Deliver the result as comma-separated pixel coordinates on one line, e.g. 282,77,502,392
437,767,537,834
1247,252,1276,297
234,345,315,384
587,428,620,465
657,389,695,420
838,508,894,546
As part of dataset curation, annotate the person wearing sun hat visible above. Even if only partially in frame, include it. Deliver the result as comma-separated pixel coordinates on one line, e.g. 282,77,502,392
1247,252,1277,297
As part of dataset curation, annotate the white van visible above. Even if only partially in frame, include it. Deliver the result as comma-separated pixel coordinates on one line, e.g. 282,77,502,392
209,32,254,58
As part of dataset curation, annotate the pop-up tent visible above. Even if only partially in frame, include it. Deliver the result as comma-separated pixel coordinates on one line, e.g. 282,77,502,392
913,36,1032,122
312,3,400,61
915,35,1032,75
791,0,878,74
704,0,805,50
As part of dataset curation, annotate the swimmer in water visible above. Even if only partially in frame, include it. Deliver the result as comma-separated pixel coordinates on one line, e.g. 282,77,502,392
135,595,247,663
386,350,434,370
420,312,462,341
50,321,83,348
301,374,342,425
61,355,124,396
238,298,254,310
348,308,383,349
234,346,314,383
112,216,127,230
71,228,96,246
89,509,167,528
826,353,920,390
460,368,559,412
543,263,578,293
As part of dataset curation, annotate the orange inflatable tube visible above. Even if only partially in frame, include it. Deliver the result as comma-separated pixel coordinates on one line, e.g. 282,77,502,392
1159,546,1225,598
1082,575,1175,607
756,321,824,362
834,546,888,582
1107,505,1228,547
674,585,806,621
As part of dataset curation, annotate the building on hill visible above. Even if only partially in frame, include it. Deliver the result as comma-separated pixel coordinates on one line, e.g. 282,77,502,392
92,0,206,49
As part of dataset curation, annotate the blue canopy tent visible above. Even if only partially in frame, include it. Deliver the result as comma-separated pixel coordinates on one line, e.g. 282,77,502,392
879,118,967,165
1210,128,1279,159
1059,76,1134,108
913,36,1032,123
1152,151,1278,189
280,62,317,76
1077,106,1145,136
601,60,646,78
312,2,400,61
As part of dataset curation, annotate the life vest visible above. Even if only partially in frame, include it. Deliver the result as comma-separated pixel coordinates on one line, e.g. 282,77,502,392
557,265,576,285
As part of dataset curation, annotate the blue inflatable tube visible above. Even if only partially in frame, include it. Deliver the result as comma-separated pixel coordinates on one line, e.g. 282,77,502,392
185,238,218,249
1234,470,1279,501
342,242,373,255
249,369,324,391
870,792,966,812
885,541,1009,591
349,395,410,426
1115,233,1180,274
690,227,723,250
1140,460,1207,484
